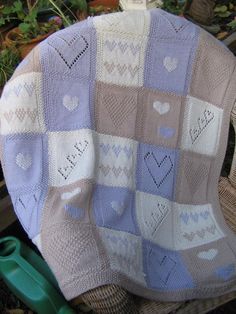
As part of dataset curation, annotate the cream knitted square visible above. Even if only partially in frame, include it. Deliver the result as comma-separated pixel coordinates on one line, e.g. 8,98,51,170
181,96,223,156
95,133,138,190
173,203,224,250
0,73,45,135
48,129,95,187
95,31,148,87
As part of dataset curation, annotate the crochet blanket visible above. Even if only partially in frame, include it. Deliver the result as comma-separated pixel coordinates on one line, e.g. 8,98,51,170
1,9,236,302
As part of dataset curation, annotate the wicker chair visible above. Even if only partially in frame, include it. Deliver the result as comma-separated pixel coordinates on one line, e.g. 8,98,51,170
73,95,236,314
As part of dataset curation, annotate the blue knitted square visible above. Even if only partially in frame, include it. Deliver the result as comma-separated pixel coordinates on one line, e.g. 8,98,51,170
136,143,179,200
3,134,45,192
143,240,194,290
40,20,95,79
144,40,193,95
93,184,138,235
43,78,93,131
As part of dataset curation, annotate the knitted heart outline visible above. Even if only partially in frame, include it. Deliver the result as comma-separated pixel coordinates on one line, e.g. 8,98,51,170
144,152,174,189
48,34,89,69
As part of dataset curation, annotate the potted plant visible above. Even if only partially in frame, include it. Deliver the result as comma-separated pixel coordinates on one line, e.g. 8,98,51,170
0,1,19,44
4,0,60,59
0,46,20,96
68,0,88,21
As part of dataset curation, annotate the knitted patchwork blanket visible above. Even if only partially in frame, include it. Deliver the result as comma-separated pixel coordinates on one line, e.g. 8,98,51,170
1,9,236,302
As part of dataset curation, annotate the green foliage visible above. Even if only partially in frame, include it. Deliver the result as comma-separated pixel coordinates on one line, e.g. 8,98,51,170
0,0,59,42
162,0,185,15
69,0,88,12
0,46,20,87
214,5,231,18
227,19,236,29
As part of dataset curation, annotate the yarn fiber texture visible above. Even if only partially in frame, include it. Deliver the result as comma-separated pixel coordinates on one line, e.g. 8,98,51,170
1,9,236,302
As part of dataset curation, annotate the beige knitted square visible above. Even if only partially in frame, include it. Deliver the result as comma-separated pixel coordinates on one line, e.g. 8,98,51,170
182,239,236,286
140,88,183,148
95,82,141,139
190,31,235,107
174,151,212,204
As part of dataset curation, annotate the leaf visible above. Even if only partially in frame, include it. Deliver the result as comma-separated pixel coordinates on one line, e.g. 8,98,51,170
18,22,31,33
217,11,231,17
227,19,236,29
0,17,5,26
13,0,23,12
2,6,13,14
214,5,228,13
229,3,234,10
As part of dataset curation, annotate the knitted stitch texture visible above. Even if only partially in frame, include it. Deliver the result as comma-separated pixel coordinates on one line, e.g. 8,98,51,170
1,9,236,302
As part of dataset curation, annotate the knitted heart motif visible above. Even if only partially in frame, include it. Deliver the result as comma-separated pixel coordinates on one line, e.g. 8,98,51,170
163,57,178,72
198,249,218,260
63,95,79,111
159,127,175,139
153,101,170,115
216,264,235,280
16,153,32,170
111,201,125,216
61,187,82,200
64,204,84,219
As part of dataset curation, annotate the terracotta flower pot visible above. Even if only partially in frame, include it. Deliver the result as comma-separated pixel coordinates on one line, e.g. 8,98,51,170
89,0,119,13
0,22,17,45
4,27,55,59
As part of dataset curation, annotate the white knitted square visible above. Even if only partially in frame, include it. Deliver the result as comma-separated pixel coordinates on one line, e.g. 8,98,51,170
98,227,146,286
95,133,138,190
48,129,95,187
173,203,224,250
93,10,150,36
181,96,223,156
96,31,148,87
0,73,45,135
136,191,174,250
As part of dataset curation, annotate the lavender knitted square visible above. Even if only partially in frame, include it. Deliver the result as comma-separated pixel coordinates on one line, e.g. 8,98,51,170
143,240,194,290
136,143,179,200
144,41,193,95
92,185,138,234
43,78,92,131
3,135,44,192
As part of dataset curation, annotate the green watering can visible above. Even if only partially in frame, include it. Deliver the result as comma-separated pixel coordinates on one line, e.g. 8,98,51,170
0,236,76,314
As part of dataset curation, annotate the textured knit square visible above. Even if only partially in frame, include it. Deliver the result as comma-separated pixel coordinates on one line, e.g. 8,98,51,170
175,151,212,204
95,82,140,139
